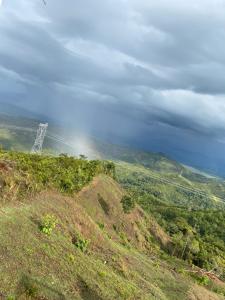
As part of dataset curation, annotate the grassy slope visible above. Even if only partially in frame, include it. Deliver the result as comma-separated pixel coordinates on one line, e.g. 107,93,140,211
0,154,224,299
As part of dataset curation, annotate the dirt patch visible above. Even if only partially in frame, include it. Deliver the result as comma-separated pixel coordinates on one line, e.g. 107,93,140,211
77,276,103,300
0,160,13,172
188,284,223,300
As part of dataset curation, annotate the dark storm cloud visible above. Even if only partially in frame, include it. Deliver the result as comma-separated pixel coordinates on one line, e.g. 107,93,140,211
1,0,225,143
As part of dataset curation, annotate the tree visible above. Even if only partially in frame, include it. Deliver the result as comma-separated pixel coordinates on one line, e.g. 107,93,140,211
121,195,135,214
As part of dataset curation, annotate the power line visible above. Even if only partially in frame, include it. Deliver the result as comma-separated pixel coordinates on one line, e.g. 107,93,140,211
31,123,48,154
1,123,225,203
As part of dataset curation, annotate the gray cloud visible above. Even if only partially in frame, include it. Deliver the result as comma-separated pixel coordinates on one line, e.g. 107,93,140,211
1,0,225,173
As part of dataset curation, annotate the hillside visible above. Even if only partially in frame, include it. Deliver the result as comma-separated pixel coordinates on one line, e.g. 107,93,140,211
0,151,224,299
116,162,225,283
116,162,225,210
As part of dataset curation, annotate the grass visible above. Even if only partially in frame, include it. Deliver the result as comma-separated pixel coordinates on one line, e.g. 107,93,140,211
0,152,224,299
0,190,162,299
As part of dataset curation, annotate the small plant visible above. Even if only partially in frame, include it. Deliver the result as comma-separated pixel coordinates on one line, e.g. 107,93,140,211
190,273,210,286
113,224,117,232
98,271,107,278
153,261,160,270
197,275,210,286
40,214,57,235
121,195,135,213
97,222,105,230
67,253,76,263
20,275,39,298
7,296,16,300
72,232,89,253
75,238,89,252
119,231,131,248
107,233,112,240
212,285,225,297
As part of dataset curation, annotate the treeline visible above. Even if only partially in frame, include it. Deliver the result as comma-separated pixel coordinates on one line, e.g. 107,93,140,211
0,150,115,197
144,202,225,279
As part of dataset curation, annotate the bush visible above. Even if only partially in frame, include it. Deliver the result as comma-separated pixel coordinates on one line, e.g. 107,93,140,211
121,195,135,213
72,232,89,253
40,214,57,235
97,222,105,230
20,275,39,298
0,151,115,197
190,273,210,286
198,275,210,286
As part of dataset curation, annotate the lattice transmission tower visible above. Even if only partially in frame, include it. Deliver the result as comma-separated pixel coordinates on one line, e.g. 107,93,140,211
31,123,48,154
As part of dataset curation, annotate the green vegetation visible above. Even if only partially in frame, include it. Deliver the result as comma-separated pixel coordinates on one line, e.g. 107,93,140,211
40,214,58,235
116,162,225,210
72,232,89,253
0,150,224,299
97,222,105,230
121,195,135,213
116,162,225,281
0,150,115,197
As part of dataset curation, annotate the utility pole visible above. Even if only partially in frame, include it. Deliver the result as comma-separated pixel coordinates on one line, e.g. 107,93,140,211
31,123,48,154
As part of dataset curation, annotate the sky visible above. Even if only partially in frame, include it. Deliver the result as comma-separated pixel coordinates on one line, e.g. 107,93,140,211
1,0,225,174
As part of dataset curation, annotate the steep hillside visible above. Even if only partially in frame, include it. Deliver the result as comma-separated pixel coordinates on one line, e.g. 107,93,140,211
0,151,224,299
116,162,225,283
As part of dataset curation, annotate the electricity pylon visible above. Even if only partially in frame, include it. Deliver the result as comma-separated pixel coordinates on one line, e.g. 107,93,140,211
31,123,48,154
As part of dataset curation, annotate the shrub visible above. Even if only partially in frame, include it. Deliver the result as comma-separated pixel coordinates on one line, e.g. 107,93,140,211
40,214,57,235
121,195,135,213
0,151,115,198
198,275,210,286
75,238,89,252
98,271,107,278
97,222,105,230
190,273,210,286
20,275,39,298
104,161,116,178
72,232,89,253
67,253,76,263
